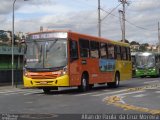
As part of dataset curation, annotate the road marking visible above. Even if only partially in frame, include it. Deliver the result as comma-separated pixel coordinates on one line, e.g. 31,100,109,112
25,101,33,104
104,96,160,114
104,83,160,115
127,83,160,92
155,91,160,93
102,89,112,92
103,90,145,102
0,90,24,94
92,89,128,97
132,94,147,98
74,92,99,96
4,91,29,96
114,90,145,97
95,83,159,97
23,91,43,95
0,89,42,96
144,80,159,84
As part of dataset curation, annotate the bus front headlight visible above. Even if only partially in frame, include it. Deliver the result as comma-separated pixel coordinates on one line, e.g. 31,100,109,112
62,66,68,75
23,68,28,76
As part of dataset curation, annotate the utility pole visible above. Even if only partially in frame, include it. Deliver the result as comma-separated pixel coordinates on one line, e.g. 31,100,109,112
12,0,17,87
119,0,128,42
158,22,160,53
98,0,101,37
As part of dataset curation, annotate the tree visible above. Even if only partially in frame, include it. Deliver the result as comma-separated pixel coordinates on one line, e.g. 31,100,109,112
130,41,139,45
14,34,21,43
120,39,129,43
0,30,9,42
139,43,149,52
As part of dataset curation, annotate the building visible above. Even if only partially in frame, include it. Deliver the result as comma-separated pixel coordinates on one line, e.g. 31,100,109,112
130,44,140,52
0,45,24,85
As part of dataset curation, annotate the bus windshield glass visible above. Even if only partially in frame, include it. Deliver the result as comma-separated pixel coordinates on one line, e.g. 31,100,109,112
25,38,67,70
136,54,155,68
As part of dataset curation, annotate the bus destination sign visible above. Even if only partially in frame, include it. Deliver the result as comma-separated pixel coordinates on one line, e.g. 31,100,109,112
31,32,68,39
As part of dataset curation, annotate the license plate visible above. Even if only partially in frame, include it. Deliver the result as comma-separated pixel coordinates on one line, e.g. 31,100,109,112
40,82,47,84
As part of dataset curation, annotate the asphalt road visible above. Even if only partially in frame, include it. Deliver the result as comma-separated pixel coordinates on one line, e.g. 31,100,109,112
0,77,160,120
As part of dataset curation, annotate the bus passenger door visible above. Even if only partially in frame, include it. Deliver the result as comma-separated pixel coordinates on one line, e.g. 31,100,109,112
69,40,81,86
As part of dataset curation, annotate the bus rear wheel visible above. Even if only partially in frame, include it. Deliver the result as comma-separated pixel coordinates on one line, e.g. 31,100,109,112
107,72,120,88
78,74,88,92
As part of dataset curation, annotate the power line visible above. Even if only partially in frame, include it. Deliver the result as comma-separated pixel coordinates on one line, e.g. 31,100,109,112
100,7,157,32
49,0,157,32
101,3,121,22
125,20,157,31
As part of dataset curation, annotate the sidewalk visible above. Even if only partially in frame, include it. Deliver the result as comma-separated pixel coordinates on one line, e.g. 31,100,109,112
0,84,24,90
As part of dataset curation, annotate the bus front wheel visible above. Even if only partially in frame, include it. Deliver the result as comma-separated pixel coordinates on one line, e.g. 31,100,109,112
43,88,51,94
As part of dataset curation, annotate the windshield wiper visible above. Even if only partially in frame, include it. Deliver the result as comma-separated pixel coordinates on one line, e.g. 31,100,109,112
47,39,58,52
45,39,58,59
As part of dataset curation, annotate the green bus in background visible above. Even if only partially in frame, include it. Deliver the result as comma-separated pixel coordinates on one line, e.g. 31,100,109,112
134,52,160,77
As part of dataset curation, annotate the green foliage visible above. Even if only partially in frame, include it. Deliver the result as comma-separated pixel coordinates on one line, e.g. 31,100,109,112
130,41,139,45
0,30,9,42
120,39,129,43
139,43,149,52
0,30,21,45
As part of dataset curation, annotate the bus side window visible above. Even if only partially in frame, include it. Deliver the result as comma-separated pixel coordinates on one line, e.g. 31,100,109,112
100,43,108,59
79,39,90,58
121,47,127,60
108,44,115,59
90,41,100,58
116,45,121,60
70,40,78,61
127,47,131,61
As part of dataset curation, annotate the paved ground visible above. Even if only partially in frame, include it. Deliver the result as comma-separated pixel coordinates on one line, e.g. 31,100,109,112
0,77,159,120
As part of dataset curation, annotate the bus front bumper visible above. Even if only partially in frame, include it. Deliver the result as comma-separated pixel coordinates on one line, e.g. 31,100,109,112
23,75,69,88
135,69,157,77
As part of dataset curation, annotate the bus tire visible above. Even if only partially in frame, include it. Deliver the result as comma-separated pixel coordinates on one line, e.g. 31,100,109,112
43,88,51,94
78,74,88,92
107,72,120,88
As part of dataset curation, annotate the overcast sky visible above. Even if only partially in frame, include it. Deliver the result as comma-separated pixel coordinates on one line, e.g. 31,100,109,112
0,0,160,44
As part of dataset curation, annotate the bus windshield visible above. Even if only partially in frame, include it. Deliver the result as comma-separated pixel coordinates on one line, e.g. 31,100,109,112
136,54,155,68
25,38,67,70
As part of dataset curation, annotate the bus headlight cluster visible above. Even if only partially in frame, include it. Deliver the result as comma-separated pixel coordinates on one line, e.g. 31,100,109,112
51,66,68,76
23,68,28,76
62,66,68,75
149,68,156,72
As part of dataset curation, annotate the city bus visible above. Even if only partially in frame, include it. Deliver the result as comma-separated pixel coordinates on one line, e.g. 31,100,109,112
135,52,160,77
23,30,132,93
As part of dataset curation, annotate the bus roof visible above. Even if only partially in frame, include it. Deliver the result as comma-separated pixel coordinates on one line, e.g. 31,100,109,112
27,30,130,47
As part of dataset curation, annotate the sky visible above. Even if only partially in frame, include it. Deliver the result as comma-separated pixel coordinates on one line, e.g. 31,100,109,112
0,0,160,45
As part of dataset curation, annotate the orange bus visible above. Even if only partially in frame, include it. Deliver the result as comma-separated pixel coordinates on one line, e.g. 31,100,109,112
23,30,132,93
